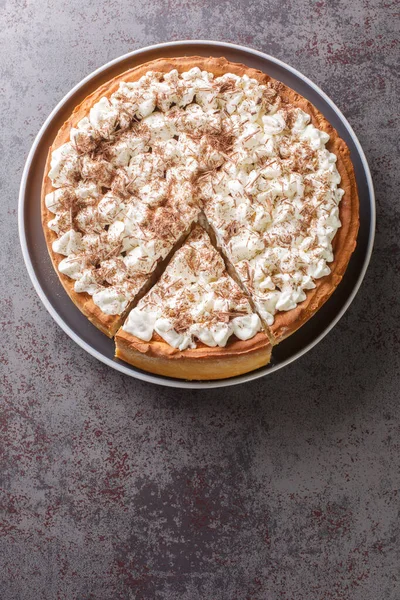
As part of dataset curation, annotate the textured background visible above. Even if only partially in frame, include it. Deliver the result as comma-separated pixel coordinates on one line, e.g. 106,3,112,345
1,1,399,599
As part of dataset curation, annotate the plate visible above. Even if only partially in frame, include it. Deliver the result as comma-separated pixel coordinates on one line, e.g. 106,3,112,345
19,40,375,389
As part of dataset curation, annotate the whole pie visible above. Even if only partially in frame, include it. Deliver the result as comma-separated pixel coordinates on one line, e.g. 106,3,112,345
42,56,359,380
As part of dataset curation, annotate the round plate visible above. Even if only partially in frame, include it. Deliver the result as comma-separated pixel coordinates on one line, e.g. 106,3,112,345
19,40,375,389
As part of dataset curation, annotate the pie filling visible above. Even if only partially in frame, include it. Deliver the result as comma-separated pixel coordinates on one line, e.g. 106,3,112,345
46,65,345,352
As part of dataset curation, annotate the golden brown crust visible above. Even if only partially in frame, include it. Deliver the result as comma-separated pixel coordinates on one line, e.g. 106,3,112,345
115,329,271,380
41,55,359,372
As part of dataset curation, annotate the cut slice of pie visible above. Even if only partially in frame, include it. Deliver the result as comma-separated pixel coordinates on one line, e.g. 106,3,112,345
115,227,272,380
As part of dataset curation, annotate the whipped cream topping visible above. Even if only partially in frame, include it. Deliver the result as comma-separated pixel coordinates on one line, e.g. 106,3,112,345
47,65,343,330
123,229,261,350
195,74,344,325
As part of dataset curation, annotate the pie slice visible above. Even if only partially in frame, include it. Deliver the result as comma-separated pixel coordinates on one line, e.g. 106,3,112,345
115,227,272,380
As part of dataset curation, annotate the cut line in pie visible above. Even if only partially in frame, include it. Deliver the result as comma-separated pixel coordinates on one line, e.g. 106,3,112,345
41,56,359,380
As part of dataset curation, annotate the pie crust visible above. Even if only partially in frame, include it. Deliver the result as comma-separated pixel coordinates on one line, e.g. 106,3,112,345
41,55,359,378
115,330,271,380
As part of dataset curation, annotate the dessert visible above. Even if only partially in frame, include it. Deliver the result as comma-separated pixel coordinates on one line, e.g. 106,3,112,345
115,227,271,379
42,56,359,379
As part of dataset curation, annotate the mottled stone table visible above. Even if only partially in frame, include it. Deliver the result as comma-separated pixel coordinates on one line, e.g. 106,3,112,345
1,1,399,598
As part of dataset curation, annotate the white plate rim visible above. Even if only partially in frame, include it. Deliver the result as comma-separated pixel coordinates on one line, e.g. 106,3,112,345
18,39,376,389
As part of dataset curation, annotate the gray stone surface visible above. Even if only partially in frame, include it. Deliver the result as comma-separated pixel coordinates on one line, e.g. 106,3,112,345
1,1,399,598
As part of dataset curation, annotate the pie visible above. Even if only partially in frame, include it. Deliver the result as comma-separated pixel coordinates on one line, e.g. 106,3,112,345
41,56,359,380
